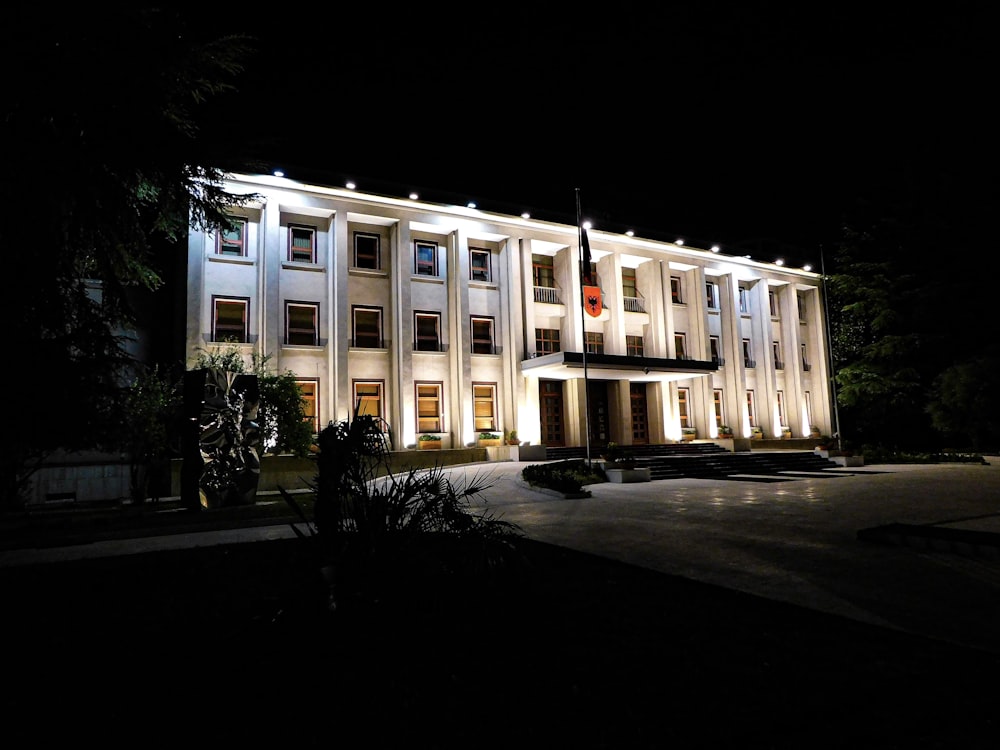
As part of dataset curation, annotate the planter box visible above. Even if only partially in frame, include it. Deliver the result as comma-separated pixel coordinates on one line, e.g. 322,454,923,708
418,440,442,450
477,439,503,448
604,467,651,483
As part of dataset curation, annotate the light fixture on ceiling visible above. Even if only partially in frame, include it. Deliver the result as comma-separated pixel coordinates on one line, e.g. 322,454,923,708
675,239,684,246
710,245,720,253
625,230,634,237
521,211,531,219
775,258,784,266
409,192,419,200
345,181,356,190
272,169,284,178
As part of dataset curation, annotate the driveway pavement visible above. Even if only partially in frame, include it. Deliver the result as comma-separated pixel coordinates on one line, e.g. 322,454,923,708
4,459,999,655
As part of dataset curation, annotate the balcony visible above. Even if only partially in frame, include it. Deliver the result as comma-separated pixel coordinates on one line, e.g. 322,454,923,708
623,296,645,313
534,286,561,305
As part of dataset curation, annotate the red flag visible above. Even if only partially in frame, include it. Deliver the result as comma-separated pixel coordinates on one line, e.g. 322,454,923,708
581,226,601,317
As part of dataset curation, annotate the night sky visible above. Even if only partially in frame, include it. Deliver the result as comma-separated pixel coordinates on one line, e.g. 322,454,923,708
221,7,992,269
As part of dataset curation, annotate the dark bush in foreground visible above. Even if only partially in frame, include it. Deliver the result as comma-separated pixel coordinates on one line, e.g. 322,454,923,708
521,460,605,493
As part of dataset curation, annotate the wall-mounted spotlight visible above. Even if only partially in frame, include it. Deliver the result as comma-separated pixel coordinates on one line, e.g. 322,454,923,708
625,230,634,237
409,192,419,200
345,181,356,190
521,211,531,219
272,169,284,178
467,201,477,209
710,245,720,253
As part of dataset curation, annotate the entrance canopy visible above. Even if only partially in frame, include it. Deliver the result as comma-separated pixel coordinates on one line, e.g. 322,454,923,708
521,351,718,383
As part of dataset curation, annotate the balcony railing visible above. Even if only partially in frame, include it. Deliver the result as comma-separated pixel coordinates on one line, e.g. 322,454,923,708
534,286,561,304
744,359,757,368
774,360,784,370
623,296,645,313
413,342,449,353
712,356,726,366
471,344,504,355
802,363,812,371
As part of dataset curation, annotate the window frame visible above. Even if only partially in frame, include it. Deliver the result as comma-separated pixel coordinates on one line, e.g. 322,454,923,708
706,281,719,309
470,316,495,354
352,305,383,349
416,382,444,433
772,340,783,370
677,387,691,428
535,327,561,355
622,267,638,299
531,254,555,288
626,334,644,357
777,390,786,425
738,285,750,314
742,338,754,367
473,382,497,432
285,301,319,346
354,232,381,270
296,379,319,434
212,295,249,343
288,224,316,263
414,311,442,351
217,217,247,257
674,332,687,360
585,331,604,354
670,275,683,304
470,248,492,282
354,380,385,423
713,388,725,429
746,389,757,427
709,335,722,364
769,289,778,317
415,240,439,276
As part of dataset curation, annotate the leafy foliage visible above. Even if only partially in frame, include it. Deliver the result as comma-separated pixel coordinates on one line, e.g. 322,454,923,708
521,460,604,493
280,412,525,610
121,365,182,504
0,8,265,508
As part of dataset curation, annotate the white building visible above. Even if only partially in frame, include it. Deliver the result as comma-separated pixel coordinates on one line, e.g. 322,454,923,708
185,172,832,452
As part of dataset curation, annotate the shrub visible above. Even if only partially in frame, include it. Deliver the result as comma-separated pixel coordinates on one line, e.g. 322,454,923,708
521,460,604,493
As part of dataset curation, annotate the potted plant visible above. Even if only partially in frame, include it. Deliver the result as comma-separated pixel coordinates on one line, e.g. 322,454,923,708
418,433,442,450
505,429,520,446
809,425,821,438
681,427,697,441
781,426,792,439
718,425,734,438
477,431,502,447
751,426,763,439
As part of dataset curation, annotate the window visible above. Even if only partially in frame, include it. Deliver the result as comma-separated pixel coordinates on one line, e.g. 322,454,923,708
536,328,560,355
677,387,691,428
352,306,382,348
674,332,687,360
296,379,319,433
218,217,246,256
473,383,497,431
471,316,495,354
415,240,438,276
286,302,318,345
622,268,637,299
710,335,723,365
714,389,724,429
354,232,380,269
470,248,491,282
746,390,756,426
670,275,683,304
706,281,719,309
773,341,783,370
805,390,813,426
801,343,810,371
626,334,644,357
742,338,754,367
415,312,442,351
738,285,750,314
416,383,443,433
532,254,555,288
213,296,248,342
769,289,778,317
289,225,315,263
585,331,604,354
777,390,786,425
797,292,807,321
354,381,383,420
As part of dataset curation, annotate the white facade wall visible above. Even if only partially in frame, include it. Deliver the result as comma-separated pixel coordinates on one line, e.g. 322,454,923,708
184,173,832,451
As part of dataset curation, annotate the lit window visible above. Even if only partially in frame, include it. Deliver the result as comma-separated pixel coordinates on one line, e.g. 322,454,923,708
769,290,778,317
218,218,246,256
296,379,319,433
352,306,382,348
777,390,786,425
286,302,318,346
354,381,383,420
416,383,443,433
773,341,783,370
677,387,690,428
714,389,724,429
738,286,750,314
532,254,555,288
470,249,491,282
471,317,495,354
742,338,754,368
710,336,722,364
622,268,637,299
746,390,756,426
289,225,315,263
213,297,248,342
473,383,497,431
354,232,380,269
415,241,438,276
415,312,441,351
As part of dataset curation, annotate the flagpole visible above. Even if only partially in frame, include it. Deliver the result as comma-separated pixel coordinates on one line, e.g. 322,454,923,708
576,188,592,467
819,245,842,452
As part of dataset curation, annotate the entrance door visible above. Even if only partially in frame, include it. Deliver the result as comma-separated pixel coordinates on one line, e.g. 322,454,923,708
630,383,649,444
588,381,609,447
539,380,564,447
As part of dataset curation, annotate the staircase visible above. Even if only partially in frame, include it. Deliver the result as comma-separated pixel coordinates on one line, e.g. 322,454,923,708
542,443,840,480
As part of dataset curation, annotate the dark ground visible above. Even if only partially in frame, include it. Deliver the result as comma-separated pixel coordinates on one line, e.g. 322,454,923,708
2,502,997,749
